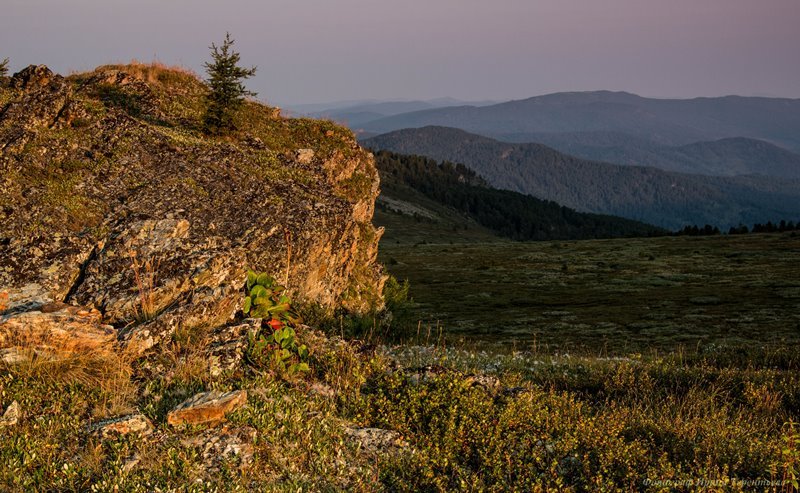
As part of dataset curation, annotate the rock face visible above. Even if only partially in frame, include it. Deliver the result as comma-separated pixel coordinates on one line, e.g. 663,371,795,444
0,63,385,353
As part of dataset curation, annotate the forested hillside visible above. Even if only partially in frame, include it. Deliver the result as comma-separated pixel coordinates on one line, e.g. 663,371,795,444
374,150,664,241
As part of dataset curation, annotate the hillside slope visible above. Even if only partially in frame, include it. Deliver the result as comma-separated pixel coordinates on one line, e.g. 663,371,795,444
364,127,800,230
373,150,664,242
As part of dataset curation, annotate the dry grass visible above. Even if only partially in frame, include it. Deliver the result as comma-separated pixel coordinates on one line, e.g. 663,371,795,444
166,325,213,385
95,59,200,84
129,250,161,322
0,325,137,418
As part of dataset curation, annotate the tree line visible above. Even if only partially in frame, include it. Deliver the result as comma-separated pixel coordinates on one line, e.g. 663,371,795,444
677,220,800,237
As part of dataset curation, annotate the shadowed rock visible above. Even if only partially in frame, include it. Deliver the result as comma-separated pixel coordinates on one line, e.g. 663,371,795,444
181,425,256,472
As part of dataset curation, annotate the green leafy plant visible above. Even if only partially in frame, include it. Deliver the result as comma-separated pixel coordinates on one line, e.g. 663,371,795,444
242,270,299,325
250,326,310,375
243,270,309,375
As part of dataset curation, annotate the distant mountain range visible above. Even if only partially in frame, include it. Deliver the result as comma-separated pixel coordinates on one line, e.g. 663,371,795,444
364,127,800,230
284,98,497,129
513,133,800,179
357,91,800,153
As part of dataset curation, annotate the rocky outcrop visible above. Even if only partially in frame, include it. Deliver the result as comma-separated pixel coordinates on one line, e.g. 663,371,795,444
0,63,385,355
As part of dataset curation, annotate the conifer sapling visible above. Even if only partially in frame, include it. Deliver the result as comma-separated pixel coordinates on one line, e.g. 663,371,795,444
203,33,257,134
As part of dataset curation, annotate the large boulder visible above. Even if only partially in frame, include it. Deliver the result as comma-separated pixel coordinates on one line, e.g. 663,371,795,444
0,64,385,354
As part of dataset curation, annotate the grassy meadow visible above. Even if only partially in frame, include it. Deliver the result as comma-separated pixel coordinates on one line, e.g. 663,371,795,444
379,232,800,355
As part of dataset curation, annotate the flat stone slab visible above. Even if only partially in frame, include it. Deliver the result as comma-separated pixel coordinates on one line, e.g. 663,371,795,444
0,305,115,353
89,414,153,437
167,390,247,426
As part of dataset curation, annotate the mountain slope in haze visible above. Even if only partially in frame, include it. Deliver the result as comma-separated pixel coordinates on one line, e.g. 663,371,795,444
364,127,800,230
374,150,664,243
290,98,497,129
359,91,800,153
515,132,800,179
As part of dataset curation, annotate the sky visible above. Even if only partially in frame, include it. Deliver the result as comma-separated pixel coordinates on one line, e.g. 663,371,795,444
2,0,799,106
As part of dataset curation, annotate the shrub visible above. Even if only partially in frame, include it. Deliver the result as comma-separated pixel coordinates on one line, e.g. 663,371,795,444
242,270,309,375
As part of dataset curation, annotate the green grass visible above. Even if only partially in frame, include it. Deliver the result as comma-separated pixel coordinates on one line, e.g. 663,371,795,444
360,345,800,492
379,232,800,355
3,326,799,492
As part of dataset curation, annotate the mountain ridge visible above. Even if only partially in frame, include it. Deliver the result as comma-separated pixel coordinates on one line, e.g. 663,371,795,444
507,132,800,178
357,90,800,152
364,126,800,230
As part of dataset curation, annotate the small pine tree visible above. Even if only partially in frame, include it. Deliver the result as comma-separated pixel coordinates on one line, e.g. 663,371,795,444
203,33,257,134
0,58,9,78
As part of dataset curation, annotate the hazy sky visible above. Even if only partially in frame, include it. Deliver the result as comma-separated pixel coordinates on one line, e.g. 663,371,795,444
2,0,799,106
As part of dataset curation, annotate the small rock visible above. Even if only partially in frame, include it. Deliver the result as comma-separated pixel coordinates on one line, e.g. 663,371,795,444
89,414,153,437
345,427,409,452
558,455,583,479
0,400,21,427
464,374,502,391
167,390,247,426
122,455,140,472
296,148,315,164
